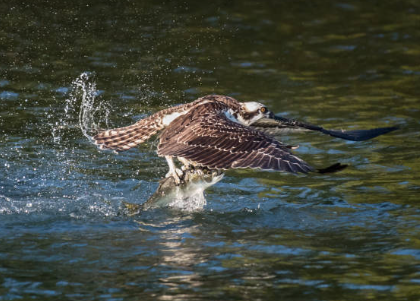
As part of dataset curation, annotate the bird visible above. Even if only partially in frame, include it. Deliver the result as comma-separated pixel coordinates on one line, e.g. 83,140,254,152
93,95,397,184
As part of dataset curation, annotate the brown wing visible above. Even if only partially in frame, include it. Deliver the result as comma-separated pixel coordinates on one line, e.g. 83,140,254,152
93,115,162,151
93,103,194,151
157,109,314,173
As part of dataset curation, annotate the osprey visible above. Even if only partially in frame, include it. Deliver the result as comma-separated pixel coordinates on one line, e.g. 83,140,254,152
93,95,397,184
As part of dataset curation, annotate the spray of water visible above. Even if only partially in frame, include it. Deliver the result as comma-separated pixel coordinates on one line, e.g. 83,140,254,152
58,73,222,213
65,72,111,142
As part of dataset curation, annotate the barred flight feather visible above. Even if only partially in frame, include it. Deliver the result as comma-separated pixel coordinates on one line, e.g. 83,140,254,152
94,94,319,175
158,102,314,173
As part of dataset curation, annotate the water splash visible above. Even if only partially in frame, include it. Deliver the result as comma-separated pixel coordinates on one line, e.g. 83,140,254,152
137,170,225,212
0,73,127,219
51,73,226,214
63,72,111,142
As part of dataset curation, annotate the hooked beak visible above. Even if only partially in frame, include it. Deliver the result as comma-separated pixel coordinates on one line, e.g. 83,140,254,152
256,112,300,129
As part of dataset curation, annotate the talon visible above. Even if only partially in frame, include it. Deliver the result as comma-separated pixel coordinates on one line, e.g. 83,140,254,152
165,171,181,185
175,168,184,178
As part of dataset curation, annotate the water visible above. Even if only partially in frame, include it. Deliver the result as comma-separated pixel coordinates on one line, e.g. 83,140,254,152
1,0,420,299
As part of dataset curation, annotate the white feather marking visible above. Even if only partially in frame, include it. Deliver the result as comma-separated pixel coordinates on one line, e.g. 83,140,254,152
224,109,240,124
162,110,188,126
242,102,262,112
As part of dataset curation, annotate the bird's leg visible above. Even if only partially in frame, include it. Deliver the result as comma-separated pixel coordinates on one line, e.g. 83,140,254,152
165,156,184,185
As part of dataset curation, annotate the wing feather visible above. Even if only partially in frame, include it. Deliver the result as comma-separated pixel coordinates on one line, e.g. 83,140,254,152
94,117,161,151
158,106,314,173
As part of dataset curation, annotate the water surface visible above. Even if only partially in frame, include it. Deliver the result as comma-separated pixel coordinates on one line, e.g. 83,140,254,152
1,0,420,300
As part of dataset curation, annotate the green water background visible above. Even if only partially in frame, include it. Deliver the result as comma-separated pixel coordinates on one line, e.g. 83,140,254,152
1,0,420,300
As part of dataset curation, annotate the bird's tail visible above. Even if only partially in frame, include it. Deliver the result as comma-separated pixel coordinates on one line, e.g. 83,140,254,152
93,115,163,151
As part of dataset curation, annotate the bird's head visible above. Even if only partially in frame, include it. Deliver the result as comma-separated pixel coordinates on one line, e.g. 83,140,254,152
236,102,274,126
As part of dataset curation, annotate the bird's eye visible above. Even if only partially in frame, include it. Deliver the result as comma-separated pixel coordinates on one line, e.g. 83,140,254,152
260,107,267,113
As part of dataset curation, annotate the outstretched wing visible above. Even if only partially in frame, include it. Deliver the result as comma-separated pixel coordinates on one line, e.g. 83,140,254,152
157,109,314,173
93,115,163,151
253,115,398,141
